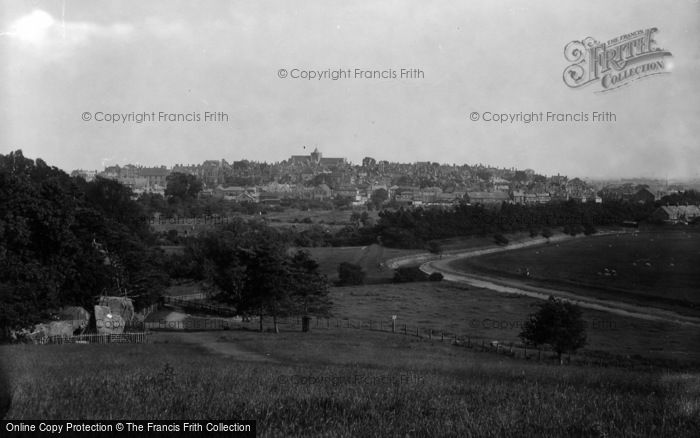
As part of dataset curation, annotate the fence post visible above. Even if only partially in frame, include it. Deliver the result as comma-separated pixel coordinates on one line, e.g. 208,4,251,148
510,343,513,354
403,324,407,335
416,327,419,337
441,332,444,342
429,329,432,340
392,320,396,333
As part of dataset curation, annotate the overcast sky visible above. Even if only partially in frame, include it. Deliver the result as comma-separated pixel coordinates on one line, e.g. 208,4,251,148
1,0,698,179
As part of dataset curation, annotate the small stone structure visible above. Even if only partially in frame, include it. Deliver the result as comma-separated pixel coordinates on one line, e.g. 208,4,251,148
58,306,91,333
94,296,135,335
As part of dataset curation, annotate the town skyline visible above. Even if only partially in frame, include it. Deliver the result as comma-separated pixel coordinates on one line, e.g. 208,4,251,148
61,149,699,185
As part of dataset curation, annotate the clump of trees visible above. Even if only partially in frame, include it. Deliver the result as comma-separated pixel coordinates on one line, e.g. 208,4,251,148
374,199,655,249
519,296,587,364
173,220,331,333
0,151,169,340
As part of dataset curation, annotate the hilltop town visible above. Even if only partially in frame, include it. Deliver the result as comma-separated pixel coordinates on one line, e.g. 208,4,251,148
70,148,693,209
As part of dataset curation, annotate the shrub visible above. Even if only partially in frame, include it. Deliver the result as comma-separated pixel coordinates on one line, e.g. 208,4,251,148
428,272,444,282
337,262,365,286
494,233,509,246
393,267,429,283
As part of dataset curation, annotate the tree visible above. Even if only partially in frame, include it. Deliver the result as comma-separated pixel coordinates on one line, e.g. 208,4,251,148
190,221,329,333
0,151,168,339
288,251,331,318
427,240,443,258
370,188,388,209
165,172,203,202
337,262,365,286
519,296,587,364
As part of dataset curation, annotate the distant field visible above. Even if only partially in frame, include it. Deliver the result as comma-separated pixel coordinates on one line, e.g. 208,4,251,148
303,244,422,283
329,282,700,363
450,229,700,311
303,232,562,283
2,331,699,436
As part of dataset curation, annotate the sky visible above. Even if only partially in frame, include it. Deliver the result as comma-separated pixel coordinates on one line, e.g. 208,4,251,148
0,0,698,179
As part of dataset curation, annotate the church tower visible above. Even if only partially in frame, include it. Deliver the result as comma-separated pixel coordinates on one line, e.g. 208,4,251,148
310,147,322,164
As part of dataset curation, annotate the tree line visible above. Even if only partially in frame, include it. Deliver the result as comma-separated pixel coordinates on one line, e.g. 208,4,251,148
0,151,169,339
0,151,331,339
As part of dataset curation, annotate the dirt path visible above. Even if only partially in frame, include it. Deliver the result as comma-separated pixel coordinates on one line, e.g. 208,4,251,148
415,242,700,328
154,328,276,363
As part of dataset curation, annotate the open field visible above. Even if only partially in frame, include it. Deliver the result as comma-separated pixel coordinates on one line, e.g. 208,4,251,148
2,331,699,436
449,229,700,314
329,282,700,363
304,245,421,283
304,232,566,283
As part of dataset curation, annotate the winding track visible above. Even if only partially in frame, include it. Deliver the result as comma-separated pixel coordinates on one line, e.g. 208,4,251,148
388,234,700,327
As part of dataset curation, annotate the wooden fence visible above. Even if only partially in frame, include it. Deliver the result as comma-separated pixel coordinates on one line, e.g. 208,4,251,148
224,315,585,364
160,295,237,317
32,332,150,345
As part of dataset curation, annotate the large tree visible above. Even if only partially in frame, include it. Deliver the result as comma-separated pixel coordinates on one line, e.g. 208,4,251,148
519,296,587,364
165,172,203,202
190,221,330,333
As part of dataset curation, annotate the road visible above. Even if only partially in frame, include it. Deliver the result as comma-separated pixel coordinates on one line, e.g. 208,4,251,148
405,238,700,328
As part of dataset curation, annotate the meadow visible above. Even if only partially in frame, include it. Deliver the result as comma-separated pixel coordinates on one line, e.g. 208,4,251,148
328,282,700,364
450,228,700,315
2,330,699,437
304,231,547,283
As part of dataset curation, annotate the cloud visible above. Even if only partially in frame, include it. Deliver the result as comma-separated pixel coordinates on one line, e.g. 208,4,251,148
2,9,134,50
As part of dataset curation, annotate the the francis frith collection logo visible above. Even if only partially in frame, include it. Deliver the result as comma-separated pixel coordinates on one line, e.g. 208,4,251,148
563,28,672,92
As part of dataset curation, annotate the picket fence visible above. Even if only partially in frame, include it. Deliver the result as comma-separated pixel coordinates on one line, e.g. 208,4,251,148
33,332,149,345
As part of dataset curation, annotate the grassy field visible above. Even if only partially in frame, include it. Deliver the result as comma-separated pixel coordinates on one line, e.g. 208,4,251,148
2,330,699,436
304,244,422,283
303,232,551,284
450,228,700,314
329,282,700,363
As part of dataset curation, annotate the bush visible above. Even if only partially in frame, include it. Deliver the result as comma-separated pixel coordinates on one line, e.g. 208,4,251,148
337,262,365,286
541,228,553,239
393,267,429,283
583,223,597,235
428,272,444,282
494,233,509,246
563,224,584,236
